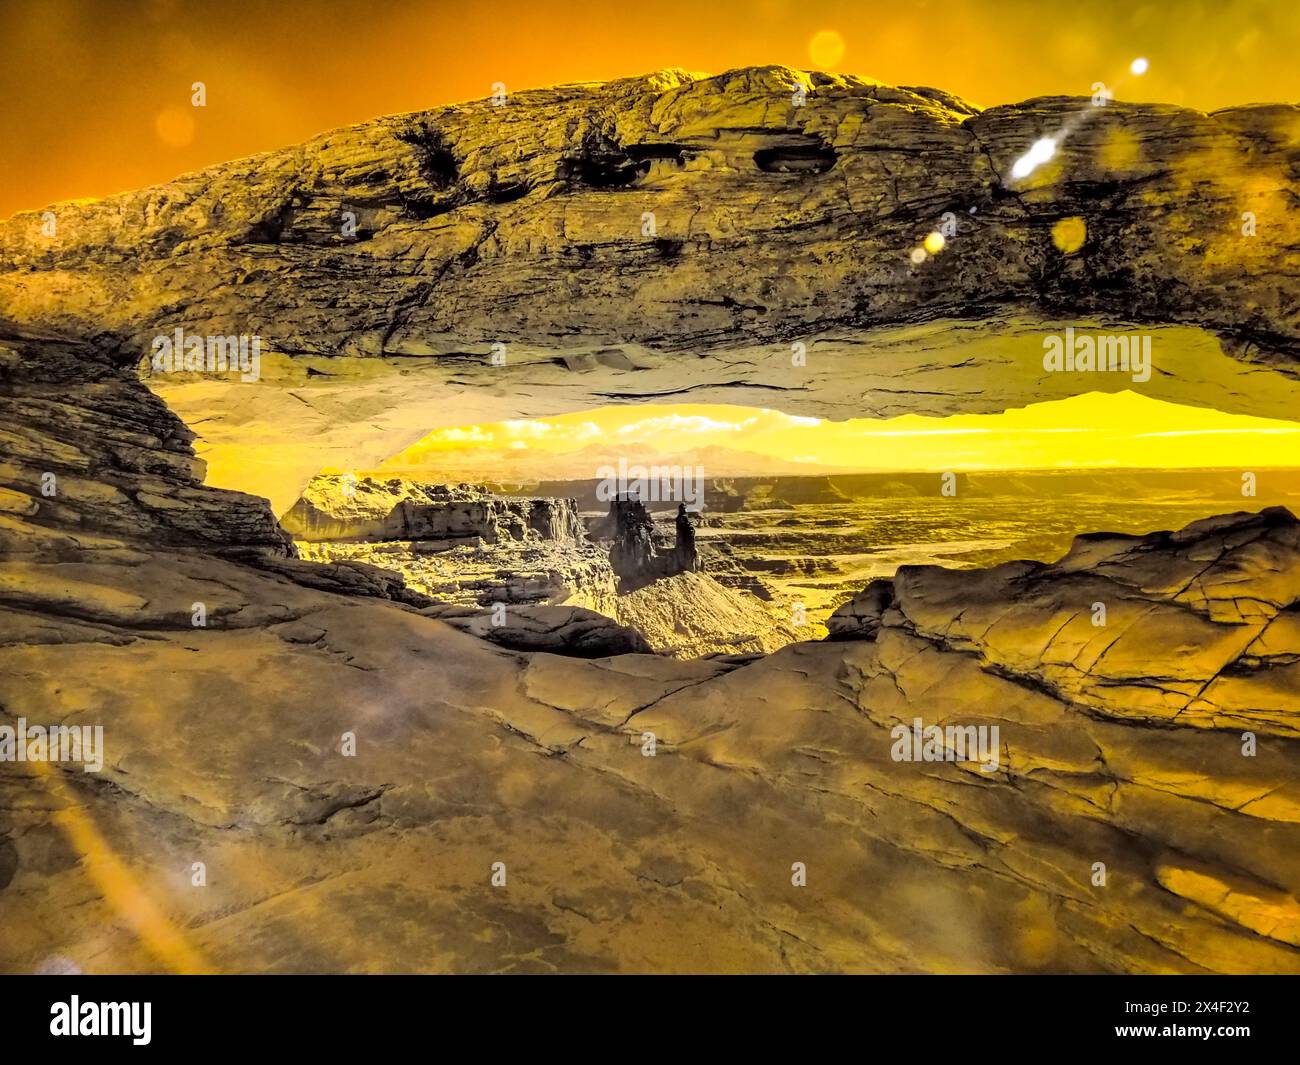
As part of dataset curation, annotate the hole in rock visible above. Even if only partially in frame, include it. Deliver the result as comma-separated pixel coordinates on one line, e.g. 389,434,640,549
561,153,643,189
177,390,1300,660
486,181,532,204
558,135,699,189
626,143,692,163
753,143,838,174
394,124,460,188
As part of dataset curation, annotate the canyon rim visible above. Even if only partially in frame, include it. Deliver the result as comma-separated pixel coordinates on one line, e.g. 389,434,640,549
2,15,1300,983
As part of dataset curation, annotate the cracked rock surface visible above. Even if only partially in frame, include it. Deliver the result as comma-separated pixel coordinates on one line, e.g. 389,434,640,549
2,67,1298,510
1,68,1299,973
4,498,1300,971
4,67,1297,361
3,330,1299,971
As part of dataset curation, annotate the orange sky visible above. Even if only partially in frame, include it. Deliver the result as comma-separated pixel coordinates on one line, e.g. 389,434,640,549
4,0,1298,219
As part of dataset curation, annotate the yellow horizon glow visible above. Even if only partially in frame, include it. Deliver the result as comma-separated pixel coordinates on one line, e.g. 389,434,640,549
374,391,1300,479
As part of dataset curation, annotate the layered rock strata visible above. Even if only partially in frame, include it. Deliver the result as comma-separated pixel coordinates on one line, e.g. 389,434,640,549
3,68,1295,366
2,68,1299,974
2,68,1298,515
281,475,585,545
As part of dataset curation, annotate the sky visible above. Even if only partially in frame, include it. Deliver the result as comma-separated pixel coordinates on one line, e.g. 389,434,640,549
3,0,1298,219
377,392,1300,478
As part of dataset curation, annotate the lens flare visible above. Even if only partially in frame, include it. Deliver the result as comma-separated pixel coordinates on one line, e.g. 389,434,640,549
808,30,846,69
1011,136,1057,180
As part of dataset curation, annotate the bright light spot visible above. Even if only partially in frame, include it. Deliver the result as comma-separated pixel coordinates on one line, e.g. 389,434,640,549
1010,137,1057,181
909,247,927,264
154,107,195,148
923,231,946,255
1130,57,1149,76
1051,216,1087,254
808,30,846,69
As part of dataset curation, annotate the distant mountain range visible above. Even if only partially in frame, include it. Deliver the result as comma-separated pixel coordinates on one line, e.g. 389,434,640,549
465,467,1300,513
380,444,1300,501
379,442,868,481
377,433,1300,511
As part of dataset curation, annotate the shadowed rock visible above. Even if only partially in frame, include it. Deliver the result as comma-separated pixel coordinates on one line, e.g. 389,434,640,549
421,602,653,657
280,475,585,545
2,70,1300,974
2,69,1298,513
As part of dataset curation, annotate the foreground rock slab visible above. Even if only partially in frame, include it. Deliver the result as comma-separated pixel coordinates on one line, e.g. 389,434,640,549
3,442,1299,970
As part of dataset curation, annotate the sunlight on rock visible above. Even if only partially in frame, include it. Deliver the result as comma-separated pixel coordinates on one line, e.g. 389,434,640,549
1051,216,1087,253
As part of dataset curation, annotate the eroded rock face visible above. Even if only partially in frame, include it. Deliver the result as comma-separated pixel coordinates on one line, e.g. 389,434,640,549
2,71,1300,974
281,474,585,545
279,474,622,622
1,68,1297,505
4,67,1296,361
296,536,619,614
3,498,1300,973
283,478,797,656
0,328,292,558
829,506,1300,736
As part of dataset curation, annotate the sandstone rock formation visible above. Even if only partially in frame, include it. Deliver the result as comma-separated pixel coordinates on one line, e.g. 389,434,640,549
2,67,1297,511
281,475,585,545
421,602,653,657
603,496,701,591
2,69,1299,975
4,68,1296,363
299,535,617,613
829,506,1300,736
282,475,638,637
283,475,793,656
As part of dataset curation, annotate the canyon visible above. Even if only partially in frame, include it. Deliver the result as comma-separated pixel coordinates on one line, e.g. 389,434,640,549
284,475,791,657
1,66,1298,973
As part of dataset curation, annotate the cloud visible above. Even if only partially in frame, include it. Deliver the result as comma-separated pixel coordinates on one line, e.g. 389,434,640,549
862,428,994,437
614,413,758,437
427,425,494,444
500,420,555,438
